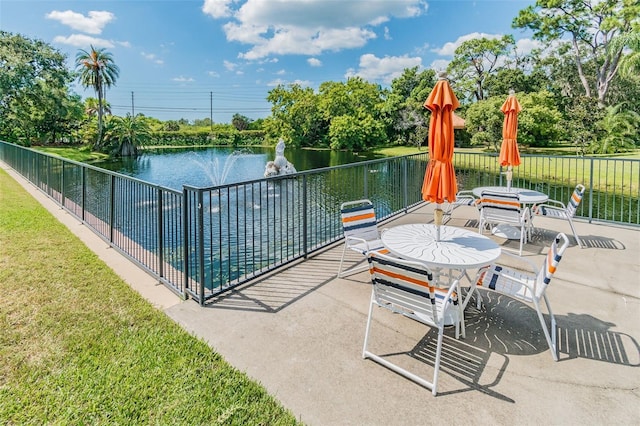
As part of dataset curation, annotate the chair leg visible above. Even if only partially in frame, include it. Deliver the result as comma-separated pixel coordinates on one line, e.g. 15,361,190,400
533,296,559,361
362,293,375,358
518,227,524,256
431,327,445,396
567,217,584,248
337,244,348,277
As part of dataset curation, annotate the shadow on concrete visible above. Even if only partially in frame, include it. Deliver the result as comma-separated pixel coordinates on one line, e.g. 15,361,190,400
465,290,640,366
204,245,346,312
409,330,514,401
557,313,640,365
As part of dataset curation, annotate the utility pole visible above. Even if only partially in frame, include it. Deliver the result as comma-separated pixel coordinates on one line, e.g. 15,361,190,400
210,91,213,131
131,91,135,116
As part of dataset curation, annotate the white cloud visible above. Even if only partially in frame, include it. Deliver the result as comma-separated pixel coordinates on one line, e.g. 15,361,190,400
202,0,234,18
206,0,427,59
172,76,195,82
223,60,238,71
46,10,114,35
267,78,311,87
276,69,286,75
515,38,543,56
384,27,391,40
307,57,322,67
208,70,220,78
429,59,450,72
432,32,502,56
345,53,422,84
141,52,164,65
52,34,114,48
238,27,376,60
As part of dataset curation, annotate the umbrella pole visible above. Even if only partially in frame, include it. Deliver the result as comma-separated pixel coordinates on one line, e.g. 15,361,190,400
434,204,443,241
506,166,513,191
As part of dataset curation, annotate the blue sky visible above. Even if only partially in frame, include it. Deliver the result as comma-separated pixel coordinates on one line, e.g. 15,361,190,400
1,0,537,123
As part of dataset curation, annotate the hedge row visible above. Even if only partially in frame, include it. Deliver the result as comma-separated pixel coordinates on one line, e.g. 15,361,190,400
148,130,267,146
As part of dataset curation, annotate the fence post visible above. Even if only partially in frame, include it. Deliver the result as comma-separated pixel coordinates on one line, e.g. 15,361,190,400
197,190,205,306
403,157,408,213
302,175,308,258
61,162,65,208
182,187,190,300
589,157,594,223
157,188,164,279
109,174,115,243
363,165,368,199
82,166,86,222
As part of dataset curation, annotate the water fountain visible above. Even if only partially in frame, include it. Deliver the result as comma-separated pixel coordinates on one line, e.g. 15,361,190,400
191,150,249,186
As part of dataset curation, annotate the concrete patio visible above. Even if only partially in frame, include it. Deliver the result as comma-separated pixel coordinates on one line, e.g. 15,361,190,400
6,164,640,425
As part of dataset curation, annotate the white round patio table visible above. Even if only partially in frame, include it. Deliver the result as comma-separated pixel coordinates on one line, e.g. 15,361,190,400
473,186,549,239
381,224,501,339
472,186,549,204
381,223,501,270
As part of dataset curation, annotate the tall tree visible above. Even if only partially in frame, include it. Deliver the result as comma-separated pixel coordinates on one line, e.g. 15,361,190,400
75,45,119,147
447,35,515,102
265,83,324,147
0,31,77,144
231,113,252,131
383,67,436,147
513,0,640,105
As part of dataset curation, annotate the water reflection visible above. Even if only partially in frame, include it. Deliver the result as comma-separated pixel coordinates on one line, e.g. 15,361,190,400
96,146,382,190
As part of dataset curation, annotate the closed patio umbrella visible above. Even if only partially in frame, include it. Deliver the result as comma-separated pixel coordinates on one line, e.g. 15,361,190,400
499,90,522,190
421,73,460,241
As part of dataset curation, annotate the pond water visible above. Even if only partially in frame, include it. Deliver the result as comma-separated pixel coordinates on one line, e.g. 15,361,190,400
96,146,383,190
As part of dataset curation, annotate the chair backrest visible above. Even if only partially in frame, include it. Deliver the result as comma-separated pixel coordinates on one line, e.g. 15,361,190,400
340,199,379,241
367,252,440,324
566,184,585,218
479,191,523,223
534,233,570,299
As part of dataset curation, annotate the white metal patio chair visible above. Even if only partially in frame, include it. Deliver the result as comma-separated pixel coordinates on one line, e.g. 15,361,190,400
338,199,390,278
443,190,478,223
464,233,570,361
532,184,585,248
478,190,531,256
363,252,461,395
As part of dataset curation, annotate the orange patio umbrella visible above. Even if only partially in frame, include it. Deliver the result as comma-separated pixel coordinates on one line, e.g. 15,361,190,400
421,74,460,239
499,90,522,189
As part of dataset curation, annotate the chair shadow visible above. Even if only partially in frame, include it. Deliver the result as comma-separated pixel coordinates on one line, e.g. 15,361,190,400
557,313,640,365
528,226,626,250
465,290,640,366
407,329,514,401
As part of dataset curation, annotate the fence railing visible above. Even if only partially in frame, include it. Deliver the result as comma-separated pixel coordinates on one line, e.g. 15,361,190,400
1,140,638,304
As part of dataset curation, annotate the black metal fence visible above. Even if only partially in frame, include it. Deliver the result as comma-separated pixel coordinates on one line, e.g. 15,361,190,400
1,141,638,304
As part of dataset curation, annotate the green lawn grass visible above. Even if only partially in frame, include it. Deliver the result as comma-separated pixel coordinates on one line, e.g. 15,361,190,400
33,145,110,163
0,169,300,425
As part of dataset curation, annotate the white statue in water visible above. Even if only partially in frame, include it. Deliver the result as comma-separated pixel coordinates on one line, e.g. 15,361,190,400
264,139,297,177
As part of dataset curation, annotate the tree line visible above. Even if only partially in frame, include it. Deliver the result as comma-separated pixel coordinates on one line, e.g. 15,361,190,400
1,0,639,157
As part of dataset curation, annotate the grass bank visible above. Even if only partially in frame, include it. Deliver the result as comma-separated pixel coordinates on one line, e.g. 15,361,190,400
0,169,299,425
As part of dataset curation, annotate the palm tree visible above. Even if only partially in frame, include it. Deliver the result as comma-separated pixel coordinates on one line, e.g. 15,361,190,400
75,46,119,147
83,97,111,119
103,114,150,157
591,103,640,154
